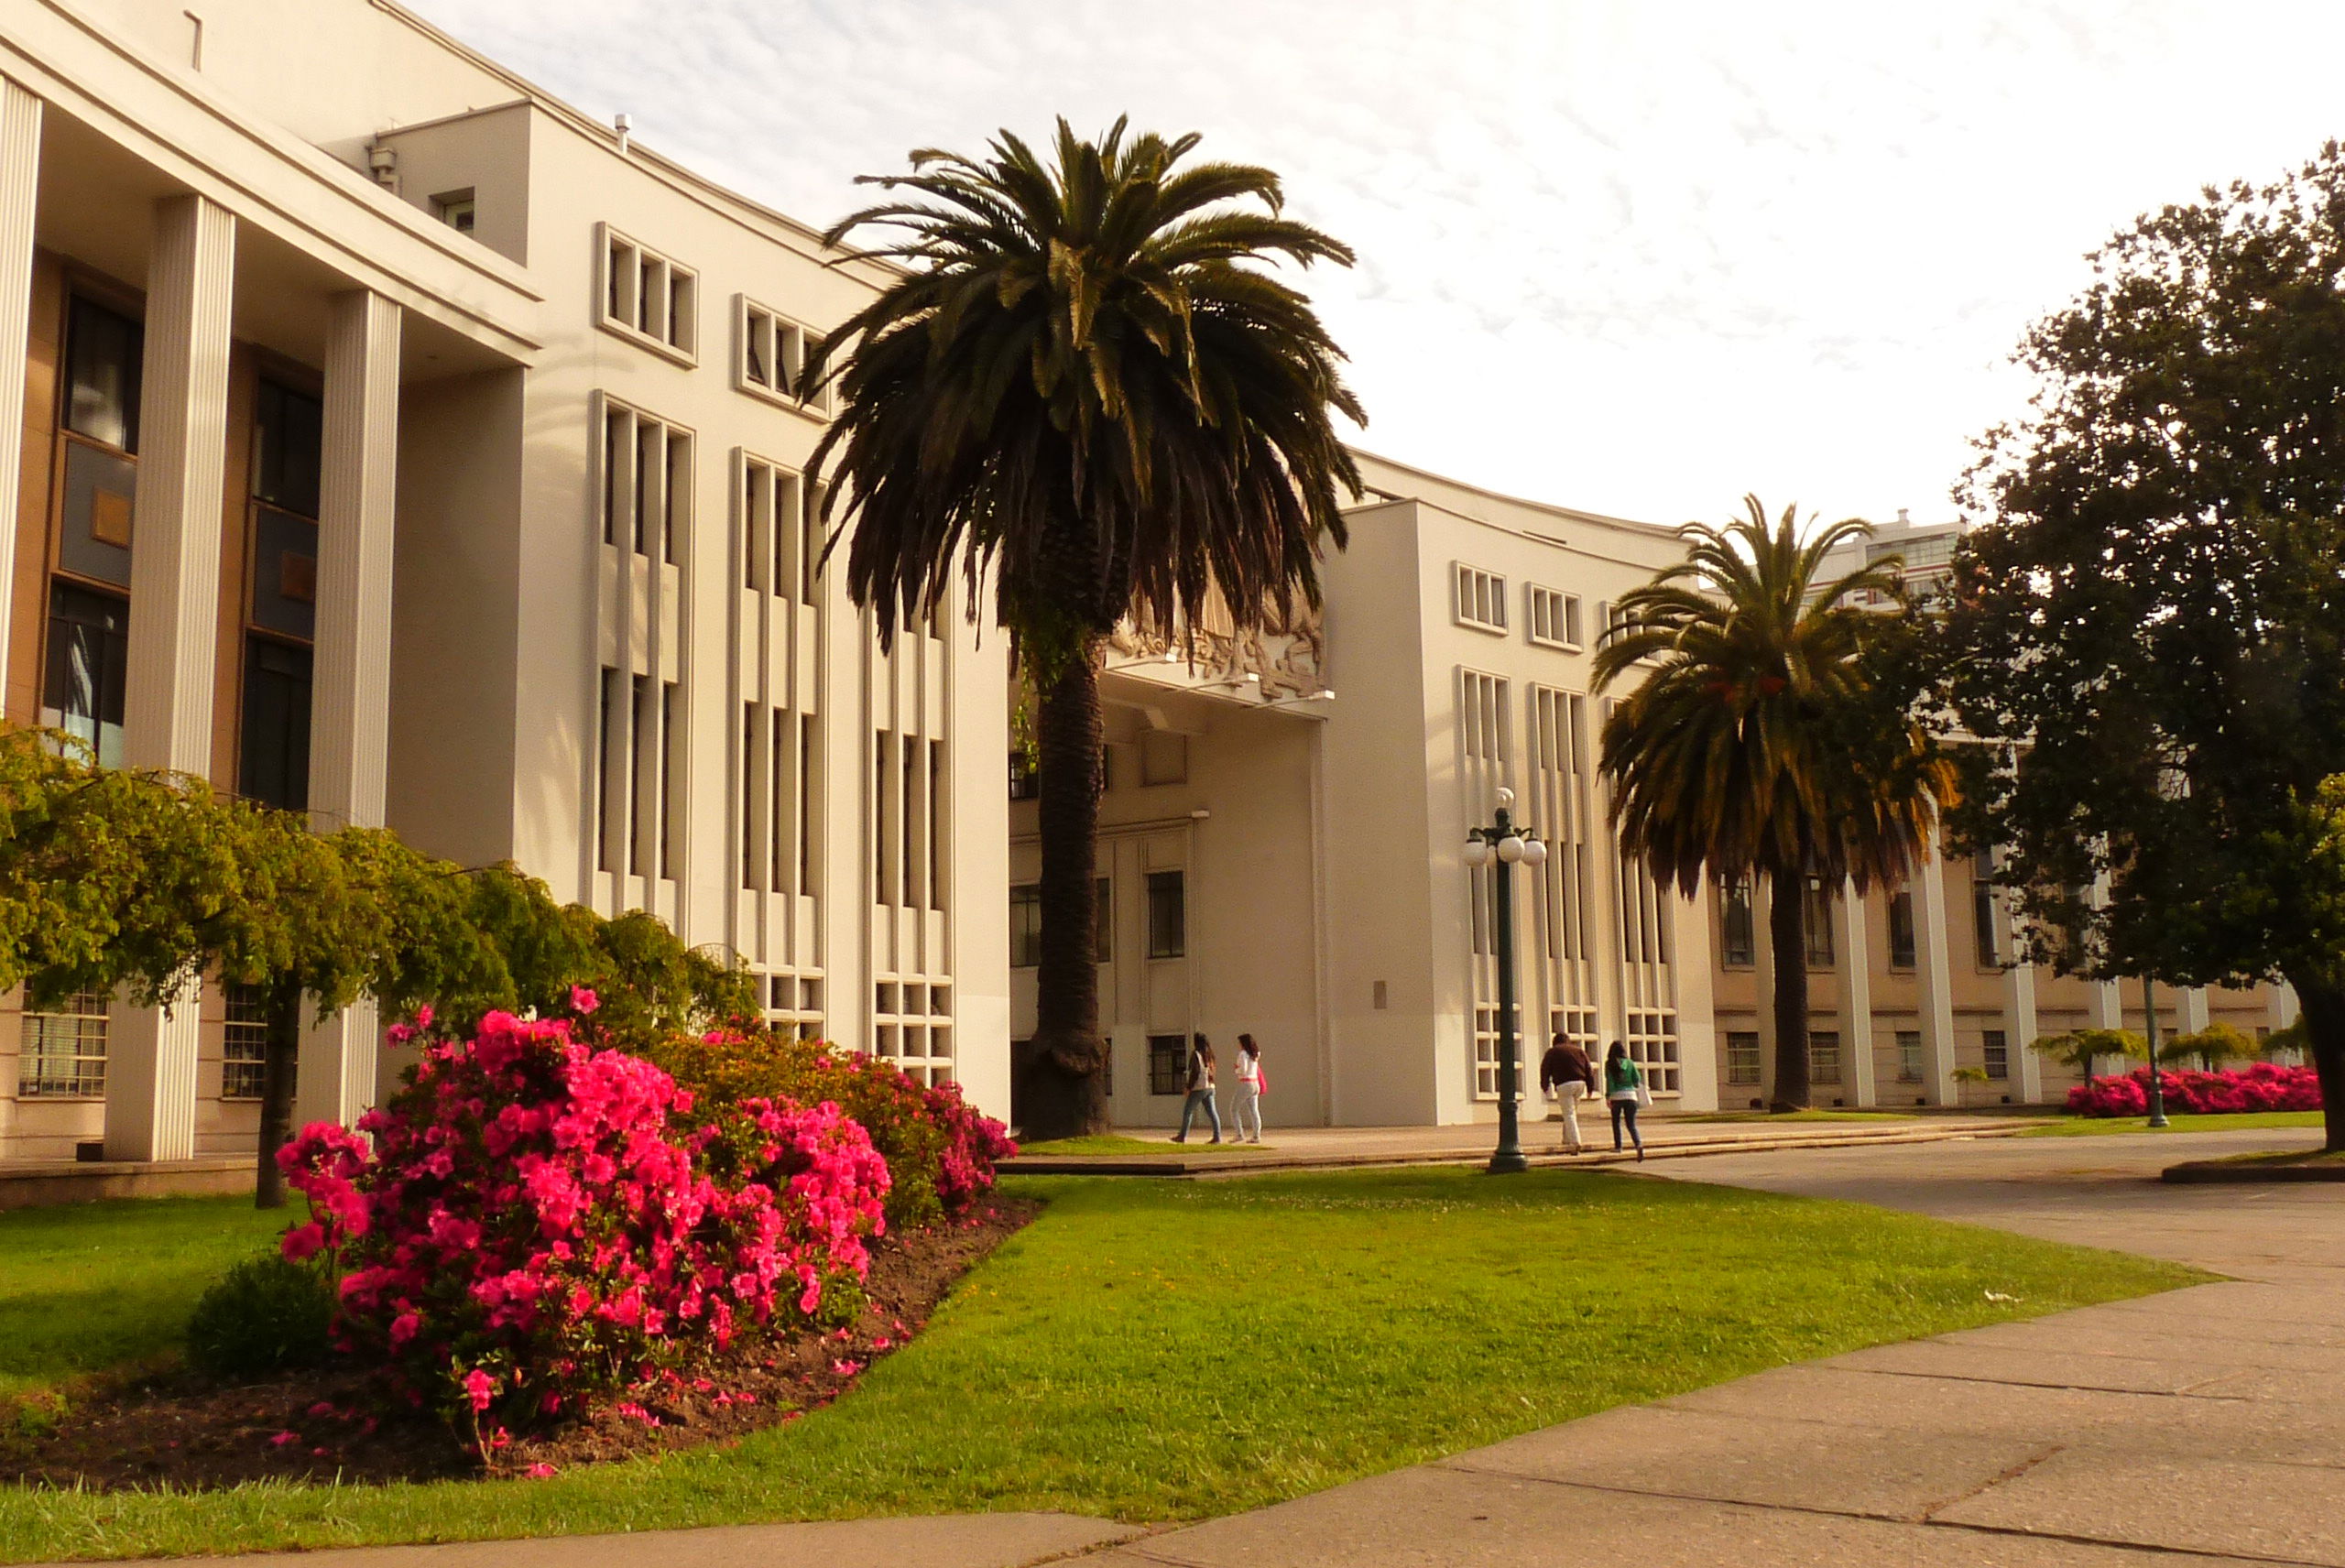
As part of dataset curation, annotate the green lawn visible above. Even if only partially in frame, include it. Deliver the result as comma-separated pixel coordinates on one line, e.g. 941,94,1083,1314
0,1168,2198,1563
1014,1134,1272,1157
2024,1111,2326,1137
0,1195,288,1400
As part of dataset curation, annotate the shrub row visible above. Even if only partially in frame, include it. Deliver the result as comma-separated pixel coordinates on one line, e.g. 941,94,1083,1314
2066,1062,2323,1117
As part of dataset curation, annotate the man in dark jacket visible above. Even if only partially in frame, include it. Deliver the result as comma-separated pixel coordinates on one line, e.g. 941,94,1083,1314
1538,1034,1598,1153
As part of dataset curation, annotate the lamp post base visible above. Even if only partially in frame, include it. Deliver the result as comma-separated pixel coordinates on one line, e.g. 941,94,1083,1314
1486,1147,1531,1175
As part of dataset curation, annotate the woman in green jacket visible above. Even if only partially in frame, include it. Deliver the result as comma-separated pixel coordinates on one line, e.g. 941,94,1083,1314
1604,1040,1645,1160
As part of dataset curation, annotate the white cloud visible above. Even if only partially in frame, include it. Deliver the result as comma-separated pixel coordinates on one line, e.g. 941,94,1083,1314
408,0,2345,527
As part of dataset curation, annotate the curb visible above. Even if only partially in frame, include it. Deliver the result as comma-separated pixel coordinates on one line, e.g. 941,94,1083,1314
2162,1159,2345,1184
1006,1121,2036,1178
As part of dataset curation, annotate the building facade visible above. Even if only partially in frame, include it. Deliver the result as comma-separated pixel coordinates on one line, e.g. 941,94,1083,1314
1008,452,1724,1127
0,0,1009,1164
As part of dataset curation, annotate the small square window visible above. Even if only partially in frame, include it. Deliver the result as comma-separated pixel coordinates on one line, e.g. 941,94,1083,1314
1725,1031,1761,1085
1526,585,1581,649
432,190,476,234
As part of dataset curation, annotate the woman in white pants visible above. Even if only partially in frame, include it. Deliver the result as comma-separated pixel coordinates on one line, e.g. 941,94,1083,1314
1232,1034,1266,1144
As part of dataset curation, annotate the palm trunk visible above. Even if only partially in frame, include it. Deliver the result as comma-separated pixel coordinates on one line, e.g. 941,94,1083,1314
1020,648,1109,1142
254,978,303,1209
1768,874,1812,1112
2288,967,2345,1154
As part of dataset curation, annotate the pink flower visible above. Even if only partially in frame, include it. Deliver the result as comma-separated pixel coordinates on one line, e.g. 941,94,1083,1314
524,1462,559,1479
270,1431,299,1447
570,985,599,1015
463,1367,496,1412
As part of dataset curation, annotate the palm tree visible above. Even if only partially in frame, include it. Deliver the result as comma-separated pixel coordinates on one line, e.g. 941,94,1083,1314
1591,497,1954,1111
804,120,1362,1140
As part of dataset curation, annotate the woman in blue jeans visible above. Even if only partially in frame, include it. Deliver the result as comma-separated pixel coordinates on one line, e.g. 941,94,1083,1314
1173,1033,1222,1144
1604,1040,1645,1160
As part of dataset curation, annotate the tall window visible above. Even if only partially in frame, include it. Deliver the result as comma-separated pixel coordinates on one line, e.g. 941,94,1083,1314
44,299,142,767
17,991,108,1097
1896,1029,1924,1083
241,380,322,811
1803,877,1835,967
1718,878,1755,967
1972,867,2002,967
1983,1029,2010,1082
1888,890,1917,969
1009,883,1042,967
221,983,272,1100
1148,1034,1186,1095
1147,870,1185,959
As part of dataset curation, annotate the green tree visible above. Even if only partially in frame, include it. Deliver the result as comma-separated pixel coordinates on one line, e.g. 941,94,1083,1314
1945,144,2345,1152
1594,498,1955,1110
805,119,1362,1139
2028,1028,2143,1084
0,727,751,1203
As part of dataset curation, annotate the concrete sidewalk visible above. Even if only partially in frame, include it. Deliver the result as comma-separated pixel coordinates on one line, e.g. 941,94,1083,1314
1078,1126,2343,1567
1008,1110,2040,1176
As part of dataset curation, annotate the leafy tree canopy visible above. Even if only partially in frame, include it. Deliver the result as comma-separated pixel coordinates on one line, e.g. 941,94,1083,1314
1943,142,2345,1148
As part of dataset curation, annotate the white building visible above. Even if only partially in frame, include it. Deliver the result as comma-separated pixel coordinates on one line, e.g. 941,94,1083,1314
1009,452,1723,1126
0,0,1009,1165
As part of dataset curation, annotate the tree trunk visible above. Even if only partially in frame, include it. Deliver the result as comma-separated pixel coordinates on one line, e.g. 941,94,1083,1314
1768,874,1812,1112
1020,648,1109,1143
2287,968,2345,1155
254,979,303,1209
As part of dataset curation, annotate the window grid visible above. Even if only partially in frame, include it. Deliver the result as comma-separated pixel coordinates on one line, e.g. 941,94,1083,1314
598,224,698,362
1719,877,1756,967
1148,1034,1187,1096
1809,1029,1842,1086
1453,563,1508,634
1525,585,1582,650
1896,1029,1925,1083
18,991,108,1098
729,452,822,978
870,978,954,1088
1983,1029,2010,1081
221,983,270,1101
1726,1030,1761,1086
1146,870,1185,959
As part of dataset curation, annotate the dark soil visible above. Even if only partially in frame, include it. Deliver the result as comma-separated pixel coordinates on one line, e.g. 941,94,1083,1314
4,1196,1032,1490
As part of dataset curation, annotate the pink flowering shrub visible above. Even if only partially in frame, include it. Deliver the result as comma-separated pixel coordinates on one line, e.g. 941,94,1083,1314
2066,1062,2323,1117
649,1027,1015,1227
278,1010,888,1438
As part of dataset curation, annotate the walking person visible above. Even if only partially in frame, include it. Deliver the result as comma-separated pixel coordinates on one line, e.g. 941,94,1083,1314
1233,1034,1267,1144
1173,1033,1223,1144
1538,1032,1598,1153
1604,1040,1647,1160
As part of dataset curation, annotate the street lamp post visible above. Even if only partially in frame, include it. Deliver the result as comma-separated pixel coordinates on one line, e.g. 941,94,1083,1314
1464,788,1547,1176
2141,976,2170,1129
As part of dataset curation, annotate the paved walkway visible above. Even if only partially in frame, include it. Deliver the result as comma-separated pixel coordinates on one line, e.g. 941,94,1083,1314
1077,1125,2343,1567
1009,1110,2039,1175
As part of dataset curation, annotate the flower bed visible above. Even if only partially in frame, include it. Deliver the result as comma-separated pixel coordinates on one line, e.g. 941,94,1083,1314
2066,1062,2323,1117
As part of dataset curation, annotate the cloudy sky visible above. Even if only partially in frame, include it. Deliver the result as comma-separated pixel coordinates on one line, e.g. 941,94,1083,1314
409,0,2345,529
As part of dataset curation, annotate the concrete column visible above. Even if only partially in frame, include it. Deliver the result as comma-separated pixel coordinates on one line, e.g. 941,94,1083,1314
295,291,399,1131
1912,833,1958,1105
2005,953,2043,1103
1839,877,1875,1107
0,81,40,679
2179,986,2210,1036
107,193,235,1161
